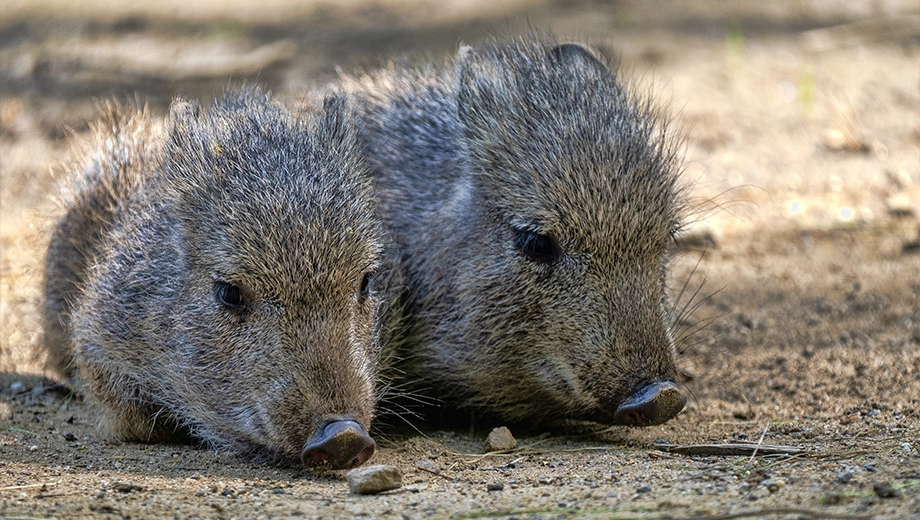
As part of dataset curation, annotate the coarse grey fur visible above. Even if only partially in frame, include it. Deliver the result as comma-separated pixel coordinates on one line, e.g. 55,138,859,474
42,88,386,463
346,35,687,427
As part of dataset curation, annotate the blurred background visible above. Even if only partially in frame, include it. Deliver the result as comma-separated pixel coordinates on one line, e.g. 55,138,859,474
2,0,919,376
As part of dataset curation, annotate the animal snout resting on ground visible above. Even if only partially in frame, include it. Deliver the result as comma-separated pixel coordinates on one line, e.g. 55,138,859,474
613,380,686,426
302,418,377,470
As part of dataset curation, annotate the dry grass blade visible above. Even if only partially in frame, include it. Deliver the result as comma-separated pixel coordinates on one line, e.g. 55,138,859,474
652,442,813,457
0,482,59,492
824,93,869,153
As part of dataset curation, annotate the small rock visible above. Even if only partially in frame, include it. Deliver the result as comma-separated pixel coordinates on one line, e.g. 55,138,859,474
824,493,843,505
873,482,898,499
836,471,854,484
485,426,517,452
415,459,437,470
904,232,920,255
764,478,785,493
636,485,652,494
114,482,143,493
486,482,504,492
885,192,915,218
346,464,402,495
839,413,860,425
62,431,77,442
9,381,25,394
28,445,38,452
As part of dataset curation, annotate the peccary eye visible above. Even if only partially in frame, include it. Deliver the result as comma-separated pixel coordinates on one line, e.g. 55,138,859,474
514,228,560,264
359,272,372,298
215,281,245,309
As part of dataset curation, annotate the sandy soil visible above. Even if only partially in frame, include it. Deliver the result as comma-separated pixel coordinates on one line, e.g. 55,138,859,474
2,1,919,518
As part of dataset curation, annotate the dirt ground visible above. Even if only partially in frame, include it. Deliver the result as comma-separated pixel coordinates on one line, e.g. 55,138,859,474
2,0,919,518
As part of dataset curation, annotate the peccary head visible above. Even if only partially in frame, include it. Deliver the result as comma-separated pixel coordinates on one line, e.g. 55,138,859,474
159,92,383,466
429,40,685,426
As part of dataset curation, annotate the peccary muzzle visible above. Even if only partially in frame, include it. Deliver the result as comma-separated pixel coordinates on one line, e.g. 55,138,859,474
614,381,686,426
302,419,377,469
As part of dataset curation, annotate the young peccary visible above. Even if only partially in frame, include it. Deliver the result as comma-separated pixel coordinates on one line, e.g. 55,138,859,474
42,89,384,469
347,36,687,428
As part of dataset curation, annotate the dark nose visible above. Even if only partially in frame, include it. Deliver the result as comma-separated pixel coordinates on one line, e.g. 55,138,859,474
301,420,376,470
613,380,686,426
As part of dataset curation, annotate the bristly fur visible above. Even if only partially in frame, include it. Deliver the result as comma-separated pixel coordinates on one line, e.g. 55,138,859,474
346,33,689,427
42,87,387,463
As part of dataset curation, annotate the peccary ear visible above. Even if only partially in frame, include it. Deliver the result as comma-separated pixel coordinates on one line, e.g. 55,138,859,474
455,44,507,144
550,42,609,73
164,97,218,205
319,93,355,149
166,99,205,155
168,99,201,130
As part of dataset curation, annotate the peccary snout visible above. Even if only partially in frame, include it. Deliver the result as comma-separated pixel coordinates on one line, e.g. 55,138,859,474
613,381,686,426
301,419,376,470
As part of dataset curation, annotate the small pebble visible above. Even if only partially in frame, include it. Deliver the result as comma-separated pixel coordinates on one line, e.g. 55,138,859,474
839,413,860,425
486,482,504,492
824,493,842,505
62,431,77,442
763,478,785,493
115,483,143,493
836,471,854,484
873,482,898,499
485,426,517,452
28,445,38,452
346,464,402,495
886,192,916,218
636,485,652,494
901,442,912,452
415,459,437,470
9,381,25,394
